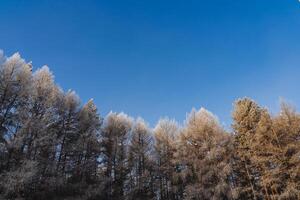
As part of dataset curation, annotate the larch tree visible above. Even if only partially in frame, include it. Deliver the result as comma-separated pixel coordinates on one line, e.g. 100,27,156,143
5,66,63,199
176,108,233,200
0,52,32,174
54,90,81,180
127,117,155,200
75,99,101,184
271,103,300,199
1,50,300,200
153,118,179,200
231,98,264,200
100,112,133,200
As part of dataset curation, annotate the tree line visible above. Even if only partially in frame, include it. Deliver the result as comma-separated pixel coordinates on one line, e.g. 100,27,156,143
0,51,299,200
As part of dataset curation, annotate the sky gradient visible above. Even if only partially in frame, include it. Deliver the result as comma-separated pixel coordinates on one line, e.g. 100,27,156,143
1,0,300,128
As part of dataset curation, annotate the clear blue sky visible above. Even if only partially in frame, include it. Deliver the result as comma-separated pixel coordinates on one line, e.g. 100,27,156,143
1,0,300,128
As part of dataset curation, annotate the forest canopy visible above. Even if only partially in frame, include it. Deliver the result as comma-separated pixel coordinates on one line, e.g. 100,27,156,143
0,51,299,200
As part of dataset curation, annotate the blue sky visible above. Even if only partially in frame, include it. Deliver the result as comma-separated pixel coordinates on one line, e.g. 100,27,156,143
1,0,300,128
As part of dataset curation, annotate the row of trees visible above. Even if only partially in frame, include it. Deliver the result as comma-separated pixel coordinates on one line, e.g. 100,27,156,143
0,51,299,200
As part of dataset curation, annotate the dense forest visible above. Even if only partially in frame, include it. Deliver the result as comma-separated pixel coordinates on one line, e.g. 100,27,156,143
0,51,299,200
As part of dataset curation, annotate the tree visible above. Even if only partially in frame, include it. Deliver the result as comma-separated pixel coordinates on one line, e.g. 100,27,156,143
127,118,155,200
1,50,299,200
101,112,133,200
0,52,32,174
54,90,81,179
270,103,300,199
154,118,179,200
176,108,232,200
75,99,101,184
231,98,264,200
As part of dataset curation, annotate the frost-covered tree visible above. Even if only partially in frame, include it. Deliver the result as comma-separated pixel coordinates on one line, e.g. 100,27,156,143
54,90,81,177
100,112,133,200
232,99,300,200
0,51,32,174
127,118,155,200
231,98,263,200
176,108,233,200
154,118,179,200
75,99,101,184
0,51,102,199
270,103,300,199
1,50,300,200
19,66,60,161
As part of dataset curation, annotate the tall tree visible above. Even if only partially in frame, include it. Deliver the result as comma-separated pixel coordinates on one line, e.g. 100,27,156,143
127,118,155,200
101,112,133,200
154,118,179,200
270,103,300,199
176,108,232,200
75,99,101,184
1,50,300,200
0,52,32,174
